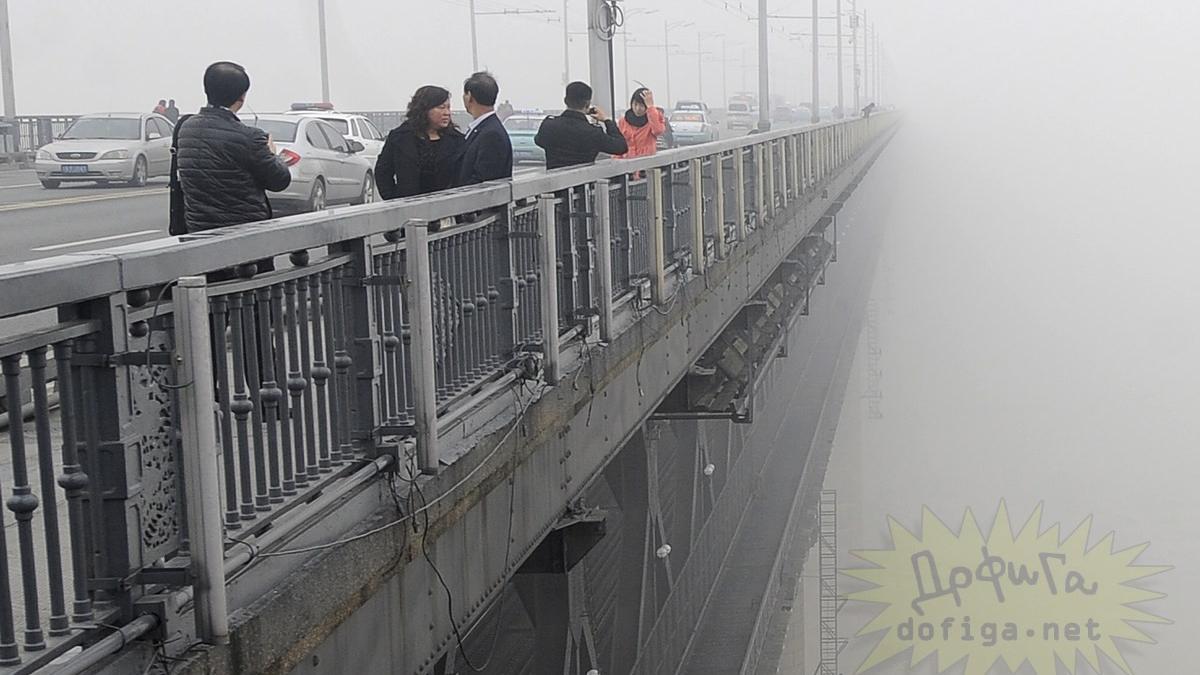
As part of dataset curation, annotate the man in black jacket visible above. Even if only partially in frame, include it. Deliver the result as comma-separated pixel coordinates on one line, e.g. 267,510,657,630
177,61,291,233
534,81,628,170
456,72,513,186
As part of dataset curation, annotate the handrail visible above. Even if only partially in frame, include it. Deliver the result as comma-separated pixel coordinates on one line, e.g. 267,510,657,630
0,115,889,321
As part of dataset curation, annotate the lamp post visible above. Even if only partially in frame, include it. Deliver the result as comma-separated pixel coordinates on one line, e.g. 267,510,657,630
835,0,843,117
757,0,770,130
317,0,331,102
620,8,659,104
0,0,15,119
663,20,693,109
811,0,819,123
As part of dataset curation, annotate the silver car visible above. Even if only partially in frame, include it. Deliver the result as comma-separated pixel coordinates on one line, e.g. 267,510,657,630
283,109,386,167
240,114,375,213
34,113,173,188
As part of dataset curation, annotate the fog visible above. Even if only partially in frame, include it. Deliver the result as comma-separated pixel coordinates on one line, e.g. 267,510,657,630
9,0,1200,672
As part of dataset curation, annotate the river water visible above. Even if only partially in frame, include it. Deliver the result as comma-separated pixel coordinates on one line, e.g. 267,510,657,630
780,103,1199,675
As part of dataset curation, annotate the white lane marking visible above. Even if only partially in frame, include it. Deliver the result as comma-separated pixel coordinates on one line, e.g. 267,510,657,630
0,188,167,213
32,229,162,252
0,183,41,190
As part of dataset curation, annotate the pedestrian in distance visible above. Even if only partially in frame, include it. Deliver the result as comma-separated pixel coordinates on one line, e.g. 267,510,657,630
173,61,291,280
376,85,466,200
616,87,666,159
154,99,167,115
534,81,628,170
456,71,513,187
497,99,515,122
165,99,180,124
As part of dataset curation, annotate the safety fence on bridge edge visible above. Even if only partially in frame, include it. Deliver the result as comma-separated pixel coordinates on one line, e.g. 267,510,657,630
0,112,410,166
0,111,897,673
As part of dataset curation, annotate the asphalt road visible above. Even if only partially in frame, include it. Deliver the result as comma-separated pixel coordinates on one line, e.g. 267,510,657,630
0,170,170,265
0,166,553,267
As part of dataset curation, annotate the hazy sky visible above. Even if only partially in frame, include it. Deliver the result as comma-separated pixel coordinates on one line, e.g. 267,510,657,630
10,0,1196,123
10,0,878,115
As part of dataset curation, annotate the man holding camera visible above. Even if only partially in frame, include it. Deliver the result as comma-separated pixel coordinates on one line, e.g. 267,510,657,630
535,81,629,170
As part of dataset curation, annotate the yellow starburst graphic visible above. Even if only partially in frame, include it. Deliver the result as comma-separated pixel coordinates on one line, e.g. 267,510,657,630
844,502,1170,675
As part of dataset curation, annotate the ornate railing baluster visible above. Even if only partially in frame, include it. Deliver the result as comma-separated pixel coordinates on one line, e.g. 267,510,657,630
282,280,307,486
28,347,69,635
294,268,319,482
2,355,45,651
228,293,259,519
52,342,92,623
309,274,333,471
272,283,299,492
209,298,240,529
254,287,284,503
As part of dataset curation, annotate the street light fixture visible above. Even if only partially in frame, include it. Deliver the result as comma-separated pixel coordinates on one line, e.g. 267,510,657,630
619,8,659,103
663,20,693,109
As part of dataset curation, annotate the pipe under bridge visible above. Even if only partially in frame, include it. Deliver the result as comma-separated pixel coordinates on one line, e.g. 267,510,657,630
0,112,898,675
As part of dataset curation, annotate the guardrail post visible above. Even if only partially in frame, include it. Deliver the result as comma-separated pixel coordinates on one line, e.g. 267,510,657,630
405,221,440,474
754,145,766,222
495,206,519,359
647,168,668,304
690,158,706,274
779,139,789,208
537,195,562,383
593,180,615,342
734,149,747,243
173,277,229,645
791,135,801,196
62,288,185,624
714,152,728,260
330,237,382,454
766,141,777,216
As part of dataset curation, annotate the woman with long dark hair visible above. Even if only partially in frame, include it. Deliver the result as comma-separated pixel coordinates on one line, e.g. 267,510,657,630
376,85,465,199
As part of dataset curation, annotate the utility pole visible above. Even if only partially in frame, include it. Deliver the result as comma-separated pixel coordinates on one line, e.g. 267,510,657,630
811,0,820,123
664,21,673,109
835,0,843,117
757,0,770,130
851,0,860,110
317,0,330,102
562,0,570,86
469,0,479,71
741,46,748,91
0,0,15,119
722,38,728,109
697,33,703,103
587,0,616,115
863,10,870,104
876,32,882,104
623,30,631,103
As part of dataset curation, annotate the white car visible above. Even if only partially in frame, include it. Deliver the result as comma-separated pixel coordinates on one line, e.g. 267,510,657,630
283,106,385,166
34,113,173,188
670,111,720,145
241,114,375,213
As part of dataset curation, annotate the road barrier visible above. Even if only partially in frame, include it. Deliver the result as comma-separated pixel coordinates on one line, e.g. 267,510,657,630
0,111,896,672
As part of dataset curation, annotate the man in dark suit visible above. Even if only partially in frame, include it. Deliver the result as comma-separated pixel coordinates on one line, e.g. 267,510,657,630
456,71,513,186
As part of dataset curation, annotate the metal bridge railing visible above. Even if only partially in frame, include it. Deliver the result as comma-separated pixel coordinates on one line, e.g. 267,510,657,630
0,112,897,671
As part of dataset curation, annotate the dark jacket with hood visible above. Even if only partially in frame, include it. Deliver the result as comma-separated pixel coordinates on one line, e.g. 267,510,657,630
534,109,629,170
376,121,466,200
176,106,291,232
